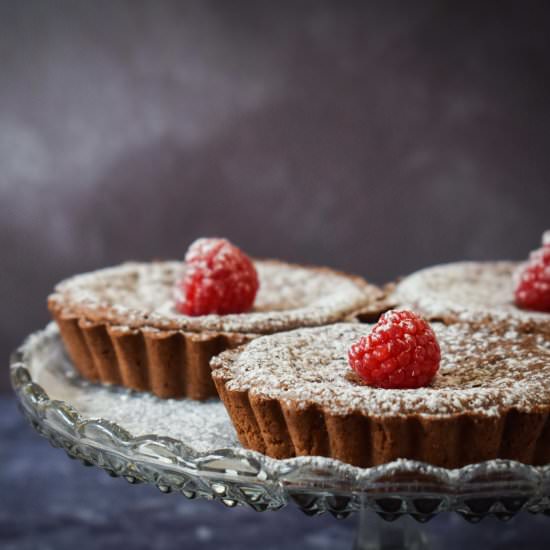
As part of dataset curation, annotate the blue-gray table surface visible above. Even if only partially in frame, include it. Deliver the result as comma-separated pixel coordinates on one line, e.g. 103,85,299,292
1,396,550,550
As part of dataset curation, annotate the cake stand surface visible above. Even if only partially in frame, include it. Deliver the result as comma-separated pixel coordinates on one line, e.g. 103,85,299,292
10,325,550,550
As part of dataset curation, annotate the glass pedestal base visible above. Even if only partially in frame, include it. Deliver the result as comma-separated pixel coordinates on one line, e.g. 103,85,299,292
354,511,428,550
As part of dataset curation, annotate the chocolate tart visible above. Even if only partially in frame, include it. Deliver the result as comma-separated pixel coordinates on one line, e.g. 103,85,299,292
392,261,550,329
48,260,385,400
211,322,550,468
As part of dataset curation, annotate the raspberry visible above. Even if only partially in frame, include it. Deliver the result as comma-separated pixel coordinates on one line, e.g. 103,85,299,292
348,310,440,389
175,238,259,316
514,231,550,312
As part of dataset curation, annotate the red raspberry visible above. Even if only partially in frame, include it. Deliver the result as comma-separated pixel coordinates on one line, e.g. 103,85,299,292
175,238,259,316
348,310,440,389
514,231,550,312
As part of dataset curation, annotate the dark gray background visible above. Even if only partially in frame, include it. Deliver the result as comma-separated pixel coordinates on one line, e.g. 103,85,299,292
2,0,549,393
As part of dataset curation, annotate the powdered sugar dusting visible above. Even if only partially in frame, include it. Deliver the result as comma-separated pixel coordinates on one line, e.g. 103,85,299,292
49,260,382,334
213,322,550,417
393,262,550,325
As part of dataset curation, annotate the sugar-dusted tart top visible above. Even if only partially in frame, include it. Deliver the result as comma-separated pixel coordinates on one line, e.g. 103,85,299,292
48,260,384,334
211,322,550,417
393,261,550,325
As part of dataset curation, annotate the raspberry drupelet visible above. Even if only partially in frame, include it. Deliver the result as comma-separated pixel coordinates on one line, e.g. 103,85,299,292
348,310,440,389
175,238,259,316
514,231,550,312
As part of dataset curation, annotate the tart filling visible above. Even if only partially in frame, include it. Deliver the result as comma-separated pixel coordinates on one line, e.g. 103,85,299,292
49,260,384,334
393,261,550,325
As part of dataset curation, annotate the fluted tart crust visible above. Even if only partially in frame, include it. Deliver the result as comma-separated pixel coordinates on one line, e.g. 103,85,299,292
48,260,385,400
211,322,550,467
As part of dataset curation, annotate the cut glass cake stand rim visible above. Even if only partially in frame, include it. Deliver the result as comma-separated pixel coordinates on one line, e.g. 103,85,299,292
10,324,550,520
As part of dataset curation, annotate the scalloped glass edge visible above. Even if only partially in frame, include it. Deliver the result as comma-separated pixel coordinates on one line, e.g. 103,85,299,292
9,324,550,519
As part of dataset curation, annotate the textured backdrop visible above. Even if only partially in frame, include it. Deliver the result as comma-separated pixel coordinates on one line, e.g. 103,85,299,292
1,1,549,392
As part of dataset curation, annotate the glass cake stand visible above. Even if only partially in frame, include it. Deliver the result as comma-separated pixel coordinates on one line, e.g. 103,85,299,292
10,324,550,550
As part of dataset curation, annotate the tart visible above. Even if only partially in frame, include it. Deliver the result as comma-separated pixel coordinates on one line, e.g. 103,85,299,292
392,261,550,328
211,321,550,468
48,260,385,400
